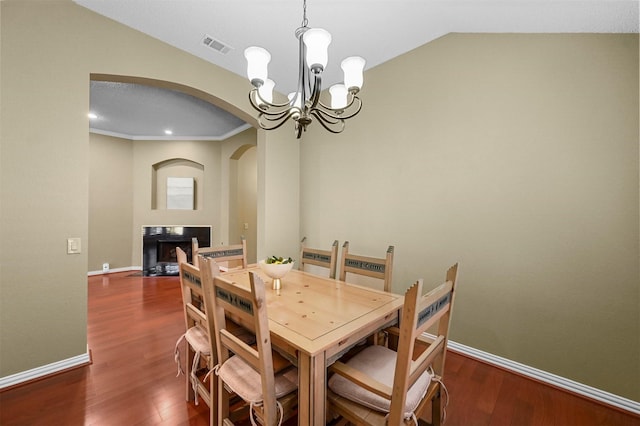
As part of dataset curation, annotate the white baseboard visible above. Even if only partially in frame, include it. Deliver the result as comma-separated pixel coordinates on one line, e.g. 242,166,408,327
87,266,141,276
446,338,640,416
0,351,91,390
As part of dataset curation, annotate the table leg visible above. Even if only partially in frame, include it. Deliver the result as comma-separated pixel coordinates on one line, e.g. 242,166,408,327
297,352,326,425
298,354,310,424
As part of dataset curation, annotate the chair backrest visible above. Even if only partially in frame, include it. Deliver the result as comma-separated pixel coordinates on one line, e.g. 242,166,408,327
209,271,279,424
178,259,216,354
339,241,394,292
176,246,188,265
192,237,248,270
387,263,459,425
299,237,339,279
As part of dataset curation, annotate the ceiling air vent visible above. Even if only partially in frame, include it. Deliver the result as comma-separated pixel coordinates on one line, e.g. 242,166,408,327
202,34,233,54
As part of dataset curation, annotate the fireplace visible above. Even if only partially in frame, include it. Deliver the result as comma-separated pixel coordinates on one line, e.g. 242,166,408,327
142,226,211,276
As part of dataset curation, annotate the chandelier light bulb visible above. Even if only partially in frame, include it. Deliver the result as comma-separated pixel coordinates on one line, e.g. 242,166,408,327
341,56,366,92
244,46,271,87
329,84,348,109
303,28,331,73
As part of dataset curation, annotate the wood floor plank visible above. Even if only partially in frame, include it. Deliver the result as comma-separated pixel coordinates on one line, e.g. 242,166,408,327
474,363,505,418
1,272,638,426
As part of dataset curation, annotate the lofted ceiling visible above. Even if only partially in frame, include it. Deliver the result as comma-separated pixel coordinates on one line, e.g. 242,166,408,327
76,0,639,140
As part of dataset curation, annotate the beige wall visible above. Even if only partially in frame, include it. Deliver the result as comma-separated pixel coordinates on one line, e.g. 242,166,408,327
131,132,258,267
235,146,258,263
221,128,260,255
89,132,258,272
89,133,133,272
131,138,223,265
1,0,636,404
0,0,299,379
300,34,639,400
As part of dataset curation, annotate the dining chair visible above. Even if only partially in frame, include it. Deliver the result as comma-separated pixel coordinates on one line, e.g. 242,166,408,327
174,258,218,424
209,271,298,426
327,263,459,426
176,246,188,265
339,241,395,293
192,237,248,271
299,237,339,278
176,245,206,310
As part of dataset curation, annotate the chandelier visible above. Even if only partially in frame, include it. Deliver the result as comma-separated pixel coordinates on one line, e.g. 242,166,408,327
244,0,365,139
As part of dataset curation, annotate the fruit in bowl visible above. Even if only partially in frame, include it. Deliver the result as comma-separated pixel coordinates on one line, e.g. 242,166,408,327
259,256,294,289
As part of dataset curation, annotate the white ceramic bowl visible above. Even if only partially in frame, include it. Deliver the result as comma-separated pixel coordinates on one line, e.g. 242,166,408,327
258,259,294,279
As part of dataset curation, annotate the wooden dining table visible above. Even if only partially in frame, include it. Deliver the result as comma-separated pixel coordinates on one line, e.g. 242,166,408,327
221,266,404,425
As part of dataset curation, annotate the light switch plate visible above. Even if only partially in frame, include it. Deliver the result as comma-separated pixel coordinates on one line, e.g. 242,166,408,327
67,237,81,254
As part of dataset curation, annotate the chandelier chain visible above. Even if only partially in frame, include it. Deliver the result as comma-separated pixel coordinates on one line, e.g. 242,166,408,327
301,0,308,28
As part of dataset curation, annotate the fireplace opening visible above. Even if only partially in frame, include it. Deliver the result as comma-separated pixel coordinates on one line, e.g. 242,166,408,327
142,226,211,276
155,240,191,275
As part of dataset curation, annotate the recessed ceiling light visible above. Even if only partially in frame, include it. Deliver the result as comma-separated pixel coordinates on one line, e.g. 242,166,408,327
88,112,98,119
164,129,173,135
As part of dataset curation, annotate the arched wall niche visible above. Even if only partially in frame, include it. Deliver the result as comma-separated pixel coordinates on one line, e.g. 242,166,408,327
152,158,204,210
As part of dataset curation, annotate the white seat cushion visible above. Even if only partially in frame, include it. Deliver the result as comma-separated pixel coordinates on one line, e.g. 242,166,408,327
184,326,210,355
328,344,432,419
217,355,298,403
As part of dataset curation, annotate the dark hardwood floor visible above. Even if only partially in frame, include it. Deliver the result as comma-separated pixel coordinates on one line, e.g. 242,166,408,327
1,271,637,425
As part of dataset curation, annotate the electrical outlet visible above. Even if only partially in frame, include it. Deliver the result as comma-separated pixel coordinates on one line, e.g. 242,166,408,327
102,263,110,273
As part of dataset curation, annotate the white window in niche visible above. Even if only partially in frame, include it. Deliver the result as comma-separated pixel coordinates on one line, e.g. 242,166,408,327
167,177,194,210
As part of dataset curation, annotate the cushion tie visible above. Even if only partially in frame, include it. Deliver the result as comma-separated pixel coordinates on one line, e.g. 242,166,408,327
428,366,449,424
191,350,202,405
174,334,186,377
174,326,212,405
249,401,284,426
384,412,418,425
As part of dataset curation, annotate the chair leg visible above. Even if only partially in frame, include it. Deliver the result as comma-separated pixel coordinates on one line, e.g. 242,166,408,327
431,391,442,426
185,346,196,402
218,380,231,425
208,369,218,426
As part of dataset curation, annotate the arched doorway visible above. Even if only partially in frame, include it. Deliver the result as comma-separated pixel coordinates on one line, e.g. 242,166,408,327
88,74,258,273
